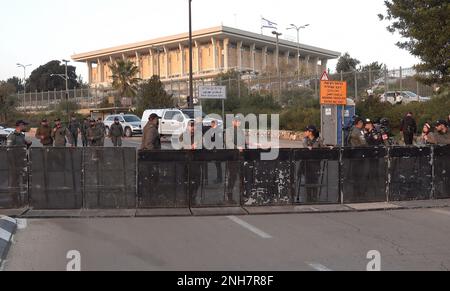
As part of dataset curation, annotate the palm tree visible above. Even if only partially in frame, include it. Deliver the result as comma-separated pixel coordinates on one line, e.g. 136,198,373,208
109,59,141,105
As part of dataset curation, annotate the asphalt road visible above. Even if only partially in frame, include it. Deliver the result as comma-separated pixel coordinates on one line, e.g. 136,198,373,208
4,208,450,271
27,134,305,150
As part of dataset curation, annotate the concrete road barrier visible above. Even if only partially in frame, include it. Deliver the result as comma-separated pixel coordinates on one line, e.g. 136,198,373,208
0,216,17,265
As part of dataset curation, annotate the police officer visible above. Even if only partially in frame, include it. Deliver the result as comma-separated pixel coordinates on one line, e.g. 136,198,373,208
7,120,32,147
301,125,323,203
80,118,90,147
35,119,53,147
109,117,124,147
428,120,450,145
52,119,72,147
181,120,202,150
401,112,417,145
210,120,223,184
141,114,161,150
224,116,247,204
303,125,323,149
87,119,104,147
68,115,81,147
364,119,384,146
349,117,368,147
96,118,106,146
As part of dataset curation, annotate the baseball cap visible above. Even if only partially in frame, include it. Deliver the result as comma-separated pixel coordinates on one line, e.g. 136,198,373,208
305,125,318,132
365,119,374,125
54,118,61,122
41,119,48,123
149,113,161,120
15,120,29,126
435,120,448,127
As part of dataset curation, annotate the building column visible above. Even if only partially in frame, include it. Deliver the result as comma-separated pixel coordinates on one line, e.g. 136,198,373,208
135,52,141,78
321,58,328,73
149,49,154,77
314,57,320,75
250,43,256,72
87,61,92,84
305,55,311,74
211,37,217,71
179,44,185,76
122,54,126,61
195,41,201,73
223,38,230,71
97,59,104,83
285,51,290,66
237,41,243,71
163,46,169,78
262,46,268,71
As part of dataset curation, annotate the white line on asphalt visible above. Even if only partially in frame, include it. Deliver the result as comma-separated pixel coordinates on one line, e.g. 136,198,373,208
430,209,450,217
227,216,272,239
0,216,16,224
0,261,5,272
0,229,12,242
307,263,333,272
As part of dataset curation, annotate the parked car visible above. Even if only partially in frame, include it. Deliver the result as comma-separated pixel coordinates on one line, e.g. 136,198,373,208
104,114,142,137
380,91,428,105
142,108,223,136
0,127,12,146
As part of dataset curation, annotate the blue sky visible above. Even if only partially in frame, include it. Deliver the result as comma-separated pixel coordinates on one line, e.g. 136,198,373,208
0,0,418,82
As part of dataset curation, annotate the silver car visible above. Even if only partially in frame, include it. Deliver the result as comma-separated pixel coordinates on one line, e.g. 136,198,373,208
104,114,142,137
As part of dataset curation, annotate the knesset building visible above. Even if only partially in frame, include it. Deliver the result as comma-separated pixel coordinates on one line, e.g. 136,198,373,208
72,26,340,95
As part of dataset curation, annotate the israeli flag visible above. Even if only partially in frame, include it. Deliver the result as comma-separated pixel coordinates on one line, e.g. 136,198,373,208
261,17,278,30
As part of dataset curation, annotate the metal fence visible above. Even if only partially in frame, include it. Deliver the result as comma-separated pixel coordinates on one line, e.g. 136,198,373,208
1,146,449,210
13,67,436,112
15,87,117,112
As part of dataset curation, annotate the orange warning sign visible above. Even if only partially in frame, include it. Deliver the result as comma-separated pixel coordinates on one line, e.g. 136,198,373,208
320,81,347,105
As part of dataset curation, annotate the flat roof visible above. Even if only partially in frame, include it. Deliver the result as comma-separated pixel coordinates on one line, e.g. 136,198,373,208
72,26,341,62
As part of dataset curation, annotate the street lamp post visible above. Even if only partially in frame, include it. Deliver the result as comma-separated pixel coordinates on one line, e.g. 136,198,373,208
62,60,70,118
188,0,194,109
271,31,282,74
287,24,309,81
272,31,282,102
16,63,32,93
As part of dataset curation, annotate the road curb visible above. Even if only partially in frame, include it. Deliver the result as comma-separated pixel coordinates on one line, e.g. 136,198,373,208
1,199,449,219
0,216,17,266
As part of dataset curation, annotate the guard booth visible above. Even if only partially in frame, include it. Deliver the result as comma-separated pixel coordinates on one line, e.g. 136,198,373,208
321,99,356,146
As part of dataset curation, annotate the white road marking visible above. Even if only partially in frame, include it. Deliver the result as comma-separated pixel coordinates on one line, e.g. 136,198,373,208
307,263,333,272
430,209,450,217
0,216,16,224
0,229,12,242
227,216,272,239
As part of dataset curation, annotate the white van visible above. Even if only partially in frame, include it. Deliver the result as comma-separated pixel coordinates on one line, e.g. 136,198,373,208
142,109,222,136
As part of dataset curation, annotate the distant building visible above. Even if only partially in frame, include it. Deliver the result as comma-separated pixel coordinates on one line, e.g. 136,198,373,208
72,26,340,87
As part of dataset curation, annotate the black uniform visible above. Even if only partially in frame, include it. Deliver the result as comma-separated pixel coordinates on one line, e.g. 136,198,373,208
68,120,80,147
401,115,417,145
300,137,324,203
80,120,90,147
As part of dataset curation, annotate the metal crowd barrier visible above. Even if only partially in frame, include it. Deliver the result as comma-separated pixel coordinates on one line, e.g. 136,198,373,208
0,146,449,210
0,147,28,209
